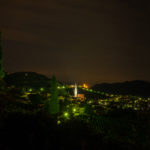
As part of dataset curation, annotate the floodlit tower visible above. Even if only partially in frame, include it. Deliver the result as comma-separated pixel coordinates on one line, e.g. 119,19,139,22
74,83,78,97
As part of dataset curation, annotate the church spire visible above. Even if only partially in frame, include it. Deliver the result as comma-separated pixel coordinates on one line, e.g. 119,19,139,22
74,83,78,97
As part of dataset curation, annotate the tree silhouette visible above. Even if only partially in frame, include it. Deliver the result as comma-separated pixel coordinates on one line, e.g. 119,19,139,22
0,32,5,79
49,75,59,115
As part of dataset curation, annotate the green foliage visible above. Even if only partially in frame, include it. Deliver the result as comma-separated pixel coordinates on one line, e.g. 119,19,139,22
84,110,150,149
29,94,44,107
48,75,60,115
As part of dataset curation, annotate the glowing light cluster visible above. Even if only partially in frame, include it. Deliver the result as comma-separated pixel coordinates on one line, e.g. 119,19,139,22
83,83,88,89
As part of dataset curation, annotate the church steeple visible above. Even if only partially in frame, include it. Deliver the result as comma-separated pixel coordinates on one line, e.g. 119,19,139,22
74,83,78,97
0,32,5,79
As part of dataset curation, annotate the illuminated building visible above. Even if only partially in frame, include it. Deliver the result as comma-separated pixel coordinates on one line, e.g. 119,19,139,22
77,94,85,100
74,83,78,97
83,83,88,89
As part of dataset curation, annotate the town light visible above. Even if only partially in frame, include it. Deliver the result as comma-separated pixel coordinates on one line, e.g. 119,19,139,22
83,83,88,89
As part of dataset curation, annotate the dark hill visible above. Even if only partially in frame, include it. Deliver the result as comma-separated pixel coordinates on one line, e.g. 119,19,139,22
5,72,51,90
92,80,150,97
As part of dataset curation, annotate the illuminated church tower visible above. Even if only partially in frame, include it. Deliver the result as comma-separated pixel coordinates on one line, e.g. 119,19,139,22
74,83,78,97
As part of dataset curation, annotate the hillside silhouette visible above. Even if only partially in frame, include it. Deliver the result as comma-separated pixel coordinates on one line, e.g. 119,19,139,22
92,80,150,97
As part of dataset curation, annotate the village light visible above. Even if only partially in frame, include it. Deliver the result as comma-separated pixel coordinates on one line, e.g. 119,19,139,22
83,83,88,89
64,112,69,118
73,108,77,112
57,120,61,125
29,88,32,92
40,87,44,91
62,86,65,89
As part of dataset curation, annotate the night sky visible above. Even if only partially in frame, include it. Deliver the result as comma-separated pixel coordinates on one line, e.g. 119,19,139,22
0,0,150,85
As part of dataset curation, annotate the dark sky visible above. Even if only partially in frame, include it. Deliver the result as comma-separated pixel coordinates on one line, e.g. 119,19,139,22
0,0,150,85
